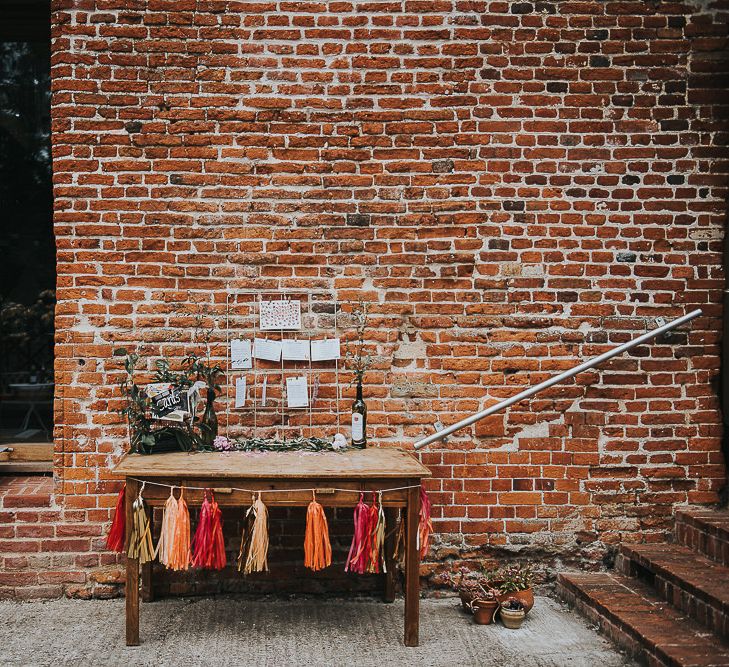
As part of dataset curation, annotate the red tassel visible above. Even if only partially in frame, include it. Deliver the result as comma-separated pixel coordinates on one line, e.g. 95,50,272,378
192,490,226,570
106,484,126,553
345,493,369,574
210,494,226,570
418,486,432,559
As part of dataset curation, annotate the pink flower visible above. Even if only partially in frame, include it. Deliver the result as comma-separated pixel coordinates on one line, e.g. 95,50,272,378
213,435,233,451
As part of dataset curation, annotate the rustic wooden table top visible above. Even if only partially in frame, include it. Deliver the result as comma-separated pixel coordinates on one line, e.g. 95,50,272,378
113,447,431,480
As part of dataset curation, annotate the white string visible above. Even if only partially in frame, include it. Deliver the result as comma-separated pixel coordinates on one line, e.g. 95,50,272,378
128,477,421,496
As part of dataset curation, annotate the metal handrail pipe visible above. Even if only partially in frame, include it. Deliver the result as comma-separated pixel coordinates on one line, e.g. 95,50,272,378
413,308,703,450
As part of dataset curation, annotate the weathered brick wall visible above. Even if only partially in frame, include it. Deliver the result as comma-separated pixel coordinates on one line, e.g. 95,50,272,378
4,0,728,599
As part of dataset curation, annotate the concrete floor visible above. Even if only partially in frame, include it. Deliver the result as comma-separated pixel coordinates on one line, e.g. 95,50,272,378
0,595,635,667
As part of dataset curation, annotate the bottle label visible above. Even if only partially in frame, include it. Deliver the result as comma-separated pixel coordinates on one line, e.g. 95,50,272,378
352,413,364,441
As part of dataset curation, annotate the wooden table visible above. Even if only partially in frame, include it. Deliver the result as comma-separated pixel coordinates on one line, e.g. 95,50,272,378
113,448,431,647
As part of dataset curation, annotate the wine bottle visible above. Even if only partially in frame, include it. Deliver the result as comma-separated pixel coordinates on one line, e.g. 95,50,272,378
351,378,367,447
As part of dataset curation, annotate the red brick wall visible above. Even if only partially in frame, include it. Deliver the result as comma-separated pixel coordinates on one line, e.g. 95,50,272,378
5,0,728,599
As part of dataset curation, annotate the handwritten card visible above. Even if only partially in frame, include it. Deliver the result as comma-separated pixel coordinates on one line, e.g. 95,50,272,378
254,338,282,362
260,299,301,331
230,339,252,370
282,339,310,361
235,377,247,408
311,337,341,362
286,376,309,408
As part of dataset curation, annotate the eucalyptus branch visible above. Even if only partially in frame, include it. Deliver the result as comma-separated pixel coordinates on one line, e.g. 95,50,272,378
344,301,372,383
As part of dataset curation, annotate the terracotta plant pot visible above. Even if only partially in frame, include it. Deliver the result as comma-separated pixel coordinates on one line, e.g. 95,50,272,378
491,583,534,614
500,607,526,629
472,599,499,625
459,589,476,612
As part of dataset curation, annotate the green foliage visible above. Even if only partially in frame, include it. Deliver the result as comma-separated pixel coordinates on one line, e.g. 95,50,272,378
118,351,222,455
231,435,347,453
489,564,534,594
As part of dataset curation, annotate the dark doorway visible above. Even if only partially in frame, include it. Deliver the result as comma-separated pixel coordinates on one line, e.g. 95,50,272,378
0,0,54,465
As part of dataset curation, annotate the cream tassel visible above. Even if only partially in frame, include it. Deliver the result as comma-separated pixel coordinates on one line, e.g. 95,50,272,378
154,487,179,567
244,493,269,574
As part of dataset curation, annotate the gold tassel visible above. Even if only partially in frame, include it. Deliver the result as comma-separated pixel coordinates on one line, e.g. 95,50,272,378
127,483,154,564
392,510,406,567
244,493,269,574
154,487,178,567
237,498,256,573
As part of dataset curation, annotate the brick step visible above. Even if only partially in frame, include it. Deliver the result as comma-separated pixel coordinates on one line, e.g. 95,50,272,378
618,543,729,640
558,572,729,667
676,508,729,567
0,476,53,510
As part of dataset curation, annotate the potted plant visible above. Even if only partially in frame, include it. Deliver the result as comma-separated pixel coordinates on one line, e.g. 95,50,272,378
488,564,535,614
472,589,500,625
499,597,526,629
444,569,478,611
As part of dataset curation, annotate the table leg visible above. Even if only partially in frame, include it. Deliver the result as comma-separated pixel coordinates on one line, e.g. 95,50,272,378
383,508,397,603
126,478,140,646
404,485,420,647
141,506,154,603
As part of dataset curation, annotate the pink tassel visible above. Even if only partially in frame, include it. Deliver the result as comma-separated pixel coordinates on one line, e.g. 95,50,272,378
192,491,213,568
106,484,126,553
418,486,432,559
345,493,369,574
192,490,226,570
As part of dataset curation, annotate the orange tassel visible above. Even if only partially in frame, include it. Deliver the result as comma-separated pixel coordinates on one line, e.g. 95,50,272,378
366,493,386,574
418,486,432,559
168,488,191,571
106,484,126,553
304,492,331,572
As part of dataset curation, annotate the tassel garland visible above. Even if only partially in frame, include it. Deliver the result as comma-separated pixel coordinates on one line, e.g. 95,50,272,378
345,494,369,574
244,493,269,574
304,492,331,572
366,493,386,574
106,484,126,553
418,486,433,559
155,487,179,567
168,488,191,571
108,480,433,575
127,485,154,564
192,490,226,570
